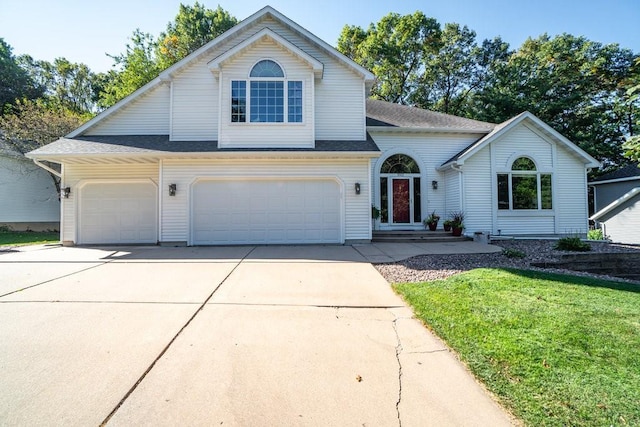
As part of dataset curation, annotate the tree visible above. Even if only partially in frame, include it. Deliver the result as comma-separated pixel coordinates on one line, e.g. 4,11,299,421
622,64,640,161
0,99,84,194
0,39,43,112
17,55,100,114
98,4,237,108
99,30,161,108
156,3,237,69
337,11,441,104
468,34,638,168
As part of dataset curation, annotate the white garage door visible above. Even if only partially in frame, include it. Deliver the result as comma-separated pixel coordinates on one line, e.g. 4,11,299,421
192,179,342,245
79,182,157,244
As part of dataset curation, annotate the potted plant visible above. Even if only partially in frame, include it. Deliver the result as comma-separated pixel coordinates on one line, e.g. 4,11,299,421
450,211,465,236
443,219,453,232
371,205,381,230
423,211,440,231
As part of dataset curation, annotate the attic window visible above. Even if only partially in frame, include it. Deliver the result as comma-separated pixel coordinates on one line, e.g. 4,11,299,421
231,59,303,124
250,60,284,78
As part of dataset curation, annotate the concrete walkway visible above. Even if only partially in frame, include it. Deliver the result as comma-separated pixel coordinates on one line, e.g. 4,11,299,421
0,243,514,426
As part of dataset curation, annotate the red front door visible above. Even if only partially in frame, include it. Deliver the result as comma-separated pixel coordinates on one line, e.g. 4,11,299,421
392,178,410,223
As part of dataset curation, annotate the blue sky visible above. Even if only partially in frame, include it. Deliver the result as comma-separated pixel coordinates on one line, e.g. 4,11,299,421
1,0,638,73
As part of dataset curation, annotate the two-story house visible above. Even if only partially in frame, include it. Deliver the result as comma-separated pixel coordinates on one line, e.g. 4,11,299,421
27,6,600,246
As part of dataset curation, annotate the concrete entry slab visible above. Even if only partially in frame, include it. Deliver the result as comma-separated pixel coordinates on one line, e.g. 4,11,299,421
0,302,197,426
247,244,368,262
107,304,402,426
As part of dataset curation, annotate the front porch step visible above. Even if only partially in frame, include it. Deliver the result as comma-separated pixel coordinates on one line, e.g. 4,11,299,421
372,230,470,243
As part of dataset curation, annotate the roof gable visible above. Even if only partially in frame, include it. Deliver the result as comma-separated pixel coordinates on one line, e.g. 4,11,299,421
207,28,323,78
68,6,374,138
439,111,601,169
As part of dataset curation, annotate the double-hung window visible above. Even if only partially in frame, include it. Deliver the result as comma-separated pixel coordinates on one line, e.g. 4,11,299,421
231,59,303,124
497,157,552,210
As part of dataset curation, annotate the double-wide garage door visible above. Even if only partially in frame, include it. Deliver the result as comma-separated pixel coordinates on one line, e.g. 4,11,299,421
79,182,157,244
192,179,342,245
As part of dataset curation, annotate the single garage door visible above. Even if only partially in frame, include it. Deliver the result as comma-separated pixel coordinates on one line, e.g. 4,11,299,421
79,182,157,244
192,179,342,245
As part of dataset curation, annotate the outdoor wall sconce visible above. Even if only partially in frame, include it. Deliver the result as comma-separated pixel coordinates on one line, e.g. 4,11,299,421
432,180,438,190
61,187,71,198
355,182,361,195
168,183,177,196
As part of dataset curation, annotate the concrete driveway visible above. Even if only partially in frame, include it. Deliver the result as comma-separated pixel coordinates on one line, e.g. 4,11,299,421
0,244,513,426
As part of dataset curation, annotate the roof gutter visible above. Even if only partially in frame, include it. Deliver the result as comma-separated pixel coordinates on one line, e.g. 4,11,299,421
32,159,61,178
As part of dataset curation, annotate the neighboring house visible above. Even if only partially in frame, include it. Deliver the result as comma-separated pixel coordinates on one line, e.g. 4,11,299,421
0,141,60,231
589,163,640,244
26,6,600,246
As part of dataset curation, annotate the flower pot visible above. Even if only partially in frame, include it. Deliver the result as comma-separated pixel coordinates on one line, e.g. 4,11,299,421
428,222,437,231
452,227,463,237
443,224,452,232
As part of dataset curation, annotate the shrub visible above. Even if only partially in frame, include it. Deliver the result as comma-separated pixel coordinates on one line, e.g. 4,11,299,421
554,236,591,252
502,248,526,259
0,225,11,233
587,228,605,240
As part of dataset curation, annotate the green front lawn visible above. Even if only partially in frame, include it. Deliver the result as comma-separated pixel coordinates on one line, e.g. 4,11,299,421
0,231,60,247
394,268,640,427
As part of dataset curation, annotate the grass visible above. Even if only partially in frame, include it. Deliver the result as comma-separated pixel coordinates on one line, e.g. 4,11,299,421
394,268,640,427
0,231,60,247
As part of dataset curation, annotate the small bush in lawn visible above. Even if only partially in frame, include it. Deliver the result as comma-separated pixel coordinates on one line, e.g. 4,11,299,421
0,225,11,233
554,236,591,252
502,248,526,259
587,228,605,240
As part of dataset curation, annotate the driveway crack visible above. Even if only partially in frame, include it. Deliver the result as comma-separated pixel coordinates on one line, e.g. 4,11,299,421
99,246,257,426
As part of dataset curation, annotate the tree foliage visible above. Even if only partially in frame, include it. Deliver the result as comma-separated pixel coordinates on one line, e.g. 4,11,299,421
157,3,237,69
0,39,43,112
339,12,639,169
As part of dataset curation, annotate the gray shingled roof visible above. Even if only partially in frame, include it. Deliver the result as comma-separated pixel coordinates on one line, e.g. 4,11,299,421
366,99,495,131
27,135,380,157
590,163,640,183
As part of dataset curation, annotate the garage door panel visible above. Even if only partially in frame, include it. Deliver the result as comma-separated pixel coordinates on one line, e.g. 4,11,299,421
193,179,341,245
80,182,157,245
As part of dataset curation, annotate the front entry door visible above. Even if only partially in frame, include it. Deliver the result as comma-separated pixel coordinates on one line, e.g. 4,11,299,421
391,178,411,224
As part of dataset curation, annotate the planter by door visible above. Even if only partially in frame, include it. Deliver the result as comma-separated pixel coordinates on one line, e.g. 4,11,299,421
452,227,463,237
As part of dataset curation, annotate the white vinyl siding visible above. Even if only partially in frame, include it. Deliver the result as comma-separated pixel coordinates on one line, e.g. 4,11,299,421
61,163,159,244
494,124,553,170
160,158,370,244
555,145,590,234
462,147,493,233
0,156,60,222
369,132,485,224
86,84,170,135
218,38,314,147
171,57,219,141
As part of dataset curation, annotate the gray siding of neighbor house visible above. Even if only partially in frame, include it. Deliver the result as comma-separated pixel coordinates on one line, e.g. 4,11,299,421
597,192,640,244
593,180,640,212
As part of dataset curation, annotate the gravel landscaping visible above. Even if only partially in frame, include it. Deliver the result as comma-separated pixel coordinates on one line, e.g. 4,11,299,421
375,239,640,284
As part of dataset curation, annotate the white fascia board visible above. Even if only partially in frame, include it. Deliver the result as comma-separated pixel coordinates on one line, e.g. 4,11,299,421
208,28,324,78
590,187,640,220
28,151,382,163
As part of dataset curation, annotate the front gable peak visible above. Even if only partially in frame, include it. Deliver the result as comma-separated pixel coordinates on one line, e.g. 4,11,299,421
207,28,324,79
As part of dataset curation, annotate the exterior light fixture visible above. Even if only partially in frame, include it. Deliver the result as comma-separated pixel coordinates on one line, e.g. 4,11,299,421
61,187,71,198
355,182,361,195
169,183,177,196
432,180,438,190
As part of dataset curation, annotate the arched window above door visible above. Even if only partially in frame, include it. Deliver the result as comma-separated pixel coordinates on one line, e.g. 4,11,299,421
380,154,420,174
